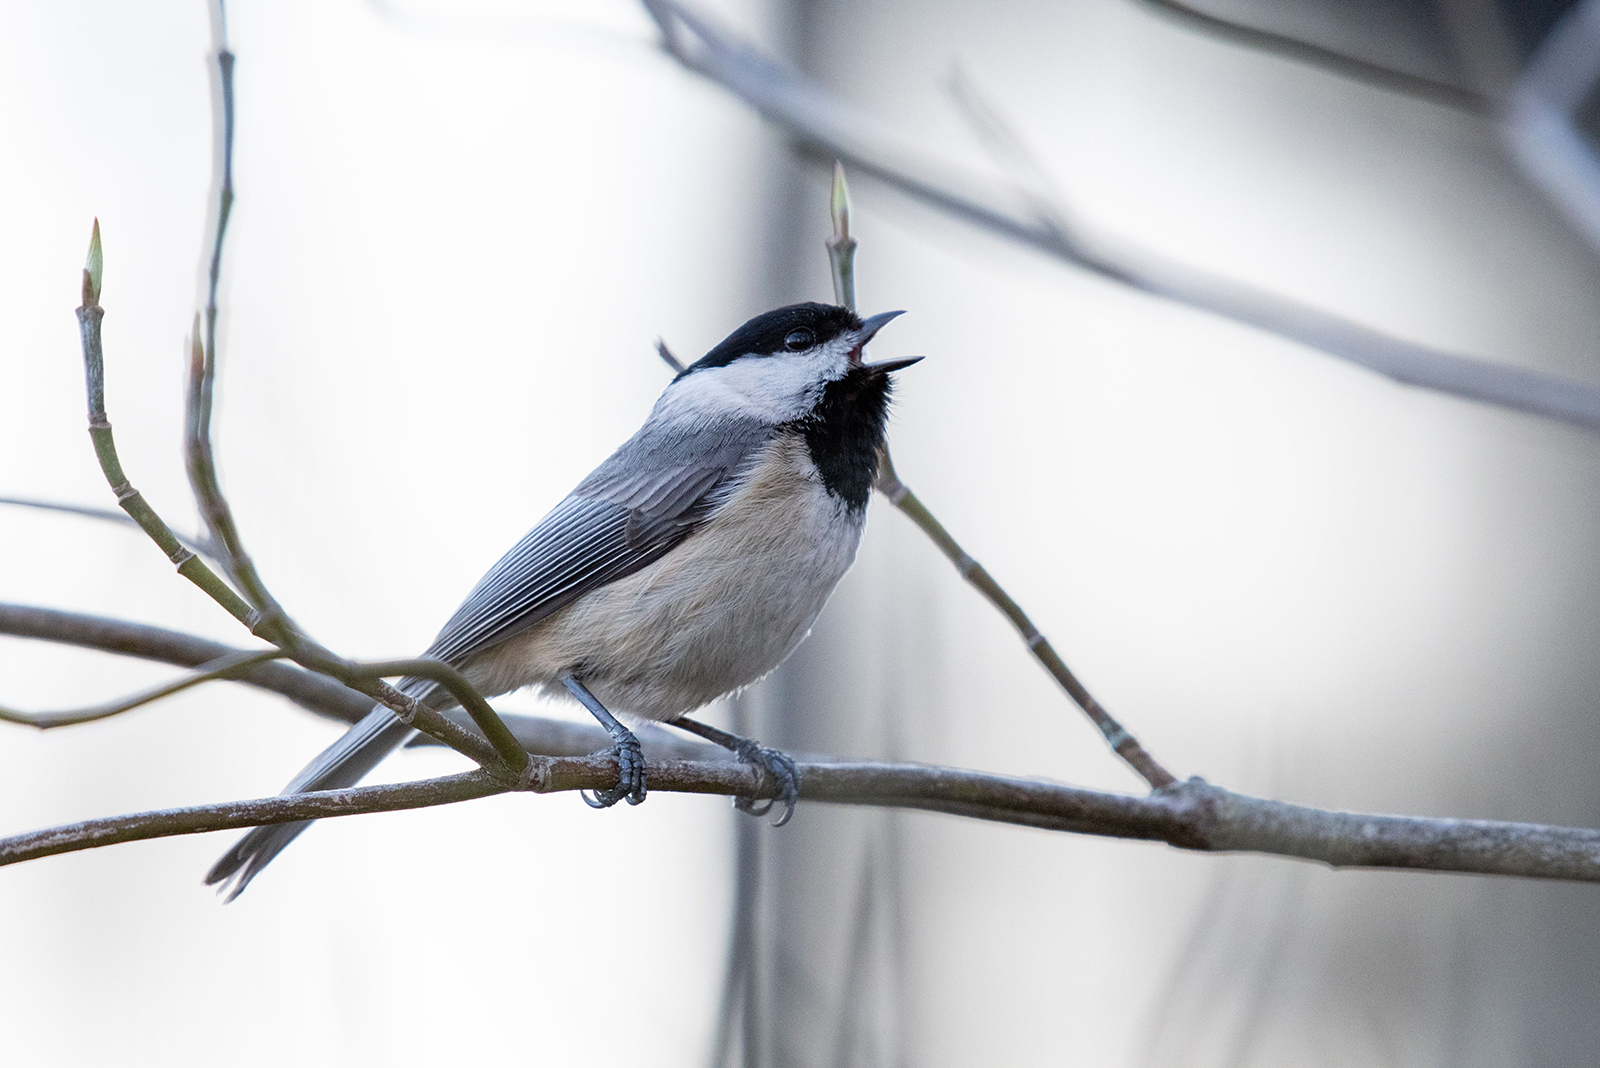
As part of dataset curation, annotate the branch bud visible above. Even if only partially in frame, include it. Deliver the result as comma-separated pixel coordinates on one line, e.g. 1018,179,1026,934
829,161,852,245
83,219,103,308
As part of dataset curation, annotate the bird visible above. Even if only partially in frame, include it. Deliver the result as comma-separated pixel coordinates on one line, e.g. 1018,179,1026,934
206,301,918,899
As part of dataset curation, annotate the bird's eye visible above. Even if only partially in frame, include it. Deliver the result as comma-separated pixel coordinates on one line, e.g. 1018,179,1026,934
783,329,815,351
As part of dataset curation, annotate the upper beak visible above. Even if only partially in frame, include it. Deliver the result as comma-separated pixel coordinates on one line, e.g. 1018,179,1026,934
849,309,909,367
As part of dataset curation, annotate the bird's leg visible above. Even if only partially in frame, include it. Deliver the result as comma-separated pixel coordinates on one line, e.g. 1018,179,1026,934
671,716,800,826
561,675,646,808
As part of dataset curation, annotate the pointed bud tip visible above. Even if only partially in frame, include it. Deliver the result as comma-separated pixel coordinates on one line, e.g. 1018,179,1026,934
829,161,851,238
84,218,104,305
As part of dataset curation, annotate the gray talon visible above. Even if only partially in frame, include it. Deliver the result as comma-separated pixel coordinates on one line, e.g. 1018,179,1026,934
582,731,647,808
733,741,800,826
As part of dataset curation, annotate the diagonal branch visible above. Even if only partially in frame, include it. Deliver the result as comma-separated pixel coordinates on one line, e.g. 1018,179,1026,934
826,161,1174,789
6,760,1600,885
641,0,1600,437
1133,0,1489,116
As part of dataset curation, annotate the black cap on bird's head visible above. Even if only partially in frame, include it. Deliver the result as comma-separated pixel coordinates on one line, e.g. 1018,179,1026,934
677,302,920,380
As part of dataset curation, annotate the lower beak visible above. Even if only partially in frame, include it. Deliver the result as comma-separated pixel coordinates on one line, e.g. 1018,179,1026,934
862,355,924,374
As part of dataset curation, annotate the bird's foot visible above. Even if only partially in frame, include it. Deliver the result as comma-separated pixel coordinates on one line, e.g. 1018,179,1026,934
562,674,648,809
730,740,800,827
582,726,646,808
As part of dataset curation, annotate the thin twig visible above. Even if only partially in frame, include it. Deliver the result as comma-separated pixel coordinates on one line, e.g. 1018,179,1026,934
75,222,261,634
0,648,284,730
641,0,1600,437
655,338,687,373
6,762,1600,884
0,602,370,726
0,496,213,559
826,162,1175,789
184,28,298,638
74,223,507,773
0,603,719,761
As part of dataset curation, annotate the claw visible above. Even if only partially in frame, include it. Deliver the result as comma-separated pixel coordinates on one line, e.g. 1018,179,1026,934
732,741,800,827
583,732,647,809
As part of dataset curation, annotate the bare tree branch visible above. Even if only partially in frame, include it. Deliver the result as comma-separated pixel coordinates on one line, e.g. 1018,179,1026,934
6,759,1600,884
640,0,1600,437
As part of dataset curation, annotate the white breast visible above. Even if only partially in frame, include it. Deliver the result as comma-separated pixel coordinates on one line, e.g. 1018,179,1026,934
463,434,866,721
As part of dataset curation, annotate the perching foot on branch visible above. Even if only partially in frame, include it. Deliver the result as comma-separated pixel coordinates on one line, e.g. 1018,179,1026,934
672,716,801,826
561,675,647,807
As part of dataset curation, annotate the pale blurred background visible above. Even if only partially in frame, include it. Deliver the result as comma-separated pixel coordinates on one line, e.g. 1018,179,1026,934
6,1,1600,1065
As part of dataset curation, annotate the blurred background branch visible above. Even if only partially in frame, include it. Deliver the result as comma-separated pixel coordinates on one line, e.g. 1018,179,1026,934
642,0,1600,436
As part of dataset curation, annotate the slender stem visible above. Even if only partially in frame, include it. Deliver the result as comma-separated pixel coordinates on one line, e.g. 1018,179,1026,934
876,453,1176,788
184,40,297,642
0,496,212,559
826,163,1175,789
0,648,283,730
75,228,259,633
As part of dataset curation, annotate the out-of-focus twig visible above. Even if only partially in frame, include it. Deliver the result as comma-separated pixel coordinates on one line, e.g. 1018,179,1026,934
655,338,687,373
641,0,1600,437
0,496,214,559
0,602,369,726
827,161,1176,790
1135,0,1489,115
0,648,283,730
8,760,1600,885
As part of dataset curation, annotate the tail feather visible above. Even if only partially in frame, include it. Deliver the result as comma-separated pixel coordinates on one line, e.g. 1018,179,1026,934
205,704,417,900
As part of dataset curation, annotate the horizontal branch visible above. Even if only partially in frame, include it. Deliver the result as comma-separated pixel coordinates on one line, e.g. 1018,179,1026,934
642,0,1600,436
5,755,1600,884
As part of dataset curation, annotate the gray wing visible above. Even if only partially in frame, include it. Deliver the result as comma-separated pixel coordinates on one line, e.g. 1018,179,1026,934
422,416,774,667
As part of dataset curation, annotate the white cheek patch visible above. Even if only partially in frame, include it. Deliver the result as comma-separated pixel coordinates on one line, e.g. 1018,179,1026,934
656,337,852,425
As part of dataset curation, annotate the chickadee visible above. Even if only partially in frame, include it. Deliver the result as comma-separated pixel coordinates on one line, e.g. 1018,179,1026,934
206,302,918,899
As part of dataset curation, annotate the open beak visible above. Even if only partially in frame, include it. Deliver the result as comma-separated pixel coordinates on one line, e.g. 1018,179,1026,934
849,309,910,368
